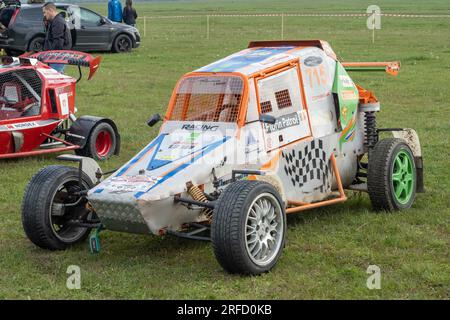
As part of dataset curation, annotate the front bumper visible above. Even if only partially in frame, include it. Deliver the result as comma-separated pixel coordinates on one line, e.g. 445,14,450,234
133,33,141,48
88,193,204,236
0,37,15,49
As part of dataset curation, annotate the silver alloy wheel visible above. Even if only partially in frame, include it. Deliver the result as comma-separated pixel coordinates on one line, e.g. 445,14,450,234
245,192,284,267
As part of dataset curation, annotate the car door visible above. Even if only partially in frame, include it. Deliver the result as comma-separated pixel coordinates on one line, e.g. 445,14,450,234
67,6,111,51
256,62,312,151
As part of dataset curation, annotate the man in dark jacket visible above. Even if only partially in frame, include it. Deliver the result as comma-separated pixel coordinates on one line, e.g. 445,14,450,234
42,2,71,73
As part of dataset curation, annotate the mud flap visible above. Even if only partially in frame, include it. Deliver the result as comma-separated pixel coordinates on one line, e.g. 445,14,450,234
392,128,425,193
57,154,103,185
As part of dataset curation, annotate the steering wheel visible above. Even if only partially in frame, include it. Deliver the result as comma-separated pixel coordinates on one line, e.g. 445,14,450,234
20,102,37,114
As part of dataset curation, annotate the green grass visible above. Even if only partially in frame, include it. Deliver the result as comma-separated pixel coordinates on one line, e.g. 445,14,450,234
1,0,449,299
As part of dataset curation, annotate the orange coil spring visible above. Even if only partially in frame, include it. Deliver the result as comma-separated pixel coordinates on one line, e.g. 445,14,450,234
187,184,213,221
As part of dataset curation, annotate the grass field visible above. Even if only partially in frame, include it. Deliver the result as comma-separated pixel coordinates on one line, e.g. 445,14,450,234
0,0,449,299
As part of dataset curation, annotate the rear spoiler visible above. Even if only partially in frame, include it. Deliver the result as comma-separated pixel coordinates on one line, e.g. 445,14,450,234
342,61,400,76
20,50,101,80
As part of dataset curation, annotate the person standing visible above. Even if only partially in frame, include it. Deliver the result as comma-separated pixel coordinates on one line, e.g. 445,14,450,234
122,0,137,27
42,2,72,73
108,0,122,23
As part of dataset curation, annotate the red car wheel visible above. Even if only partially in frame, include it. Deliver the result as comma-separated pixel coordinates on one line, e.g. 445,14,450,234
75,122,117,161
95,130,113,158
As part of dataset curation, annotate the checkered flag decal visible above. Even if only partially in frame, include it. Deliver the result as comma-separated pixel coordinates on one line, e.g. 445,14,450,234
282,139,332,193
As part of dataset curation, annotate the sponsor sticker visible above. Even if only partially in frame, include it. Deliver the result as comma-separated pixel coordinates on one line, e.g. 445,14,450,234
341,90,357,101
168,141,197,150
102,175,161,194
181,124,219,131
59,93,69,115
303,56,323,67
5,122,38,130
263,112,302,133
339,75,354,88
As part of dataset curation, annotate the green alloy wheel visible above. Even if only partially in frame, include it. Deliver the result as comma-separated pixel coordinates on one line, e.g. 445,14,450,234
368,138,417,211
392,150,415,204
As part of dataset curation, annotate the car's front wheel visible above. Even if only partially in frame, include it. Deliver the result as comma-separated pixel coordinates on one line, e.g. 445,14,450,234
22,166,94,250
112,34,132,53
211,180,286,275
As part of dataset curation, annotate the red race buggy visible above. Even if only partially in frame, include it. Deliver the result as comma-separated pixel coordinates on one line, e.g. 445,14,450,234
0,50,120,160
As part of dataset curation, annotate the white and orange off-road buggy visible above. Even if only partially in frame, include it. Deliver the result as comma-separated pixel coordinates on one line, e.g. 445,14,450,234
22,40,424,275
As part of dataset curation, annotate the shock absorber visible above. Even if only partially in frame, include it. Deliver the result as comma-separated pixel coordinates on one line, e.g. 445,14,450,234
186,182,213,222
364,111,377,148
359,102,380,149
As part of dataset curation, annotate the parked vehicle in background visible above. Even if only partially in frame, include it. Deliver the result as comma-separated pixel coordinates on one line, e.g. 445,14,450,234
0,2,140,55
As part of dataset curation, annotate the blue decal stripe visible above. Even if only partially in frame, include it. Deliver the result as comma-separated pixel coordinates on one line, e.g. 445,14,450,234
135,136,230,199
146,134,166,170
147,137,224,171
345,129,355,141
116,134,166,177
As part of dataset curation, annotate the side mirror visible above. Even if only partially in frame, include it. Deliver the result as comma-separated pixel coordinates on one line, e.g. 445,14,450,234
259,114,276,124
99,17,107,25
147,113,162,127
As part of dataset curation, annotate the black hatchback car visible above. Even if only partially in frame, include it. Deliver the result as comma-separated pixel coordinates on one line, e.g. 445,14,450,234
0,3,140,55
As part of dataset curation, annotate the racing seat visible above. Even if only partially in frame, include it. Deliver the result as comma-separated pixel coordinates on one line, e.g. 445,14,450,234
0,82,24,120
217,105,234,122
216,94,241,122
1,81,21,104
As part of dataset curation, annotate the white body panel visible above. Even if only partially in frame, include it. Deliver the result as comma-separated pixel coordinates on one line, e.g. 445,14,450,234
88,44,365,235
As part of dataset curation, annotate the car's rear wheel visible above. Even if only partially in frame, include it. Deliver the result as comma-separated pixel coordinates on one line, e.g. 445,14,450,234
211,180,286,275
112,34,132,53
28,37,44,53
22,166,94,250
368,138,417,211
75,122,117,161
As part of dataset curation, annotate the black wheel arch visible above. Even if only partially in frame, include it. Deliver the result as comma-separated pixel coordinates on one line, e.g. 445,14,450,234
67,115,121,155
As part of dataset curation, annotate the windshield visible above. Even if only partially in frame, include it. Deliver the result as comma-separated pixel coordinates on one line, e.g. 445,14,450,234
168,75,244,123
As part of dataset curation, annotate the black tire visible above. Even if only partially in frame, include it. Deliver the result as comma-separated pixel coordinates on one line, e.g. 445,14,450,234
211,180,286,275
28,37,44,53
75,122,117,161
21,165,94,251
368,138,417,211
112,34,132,53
